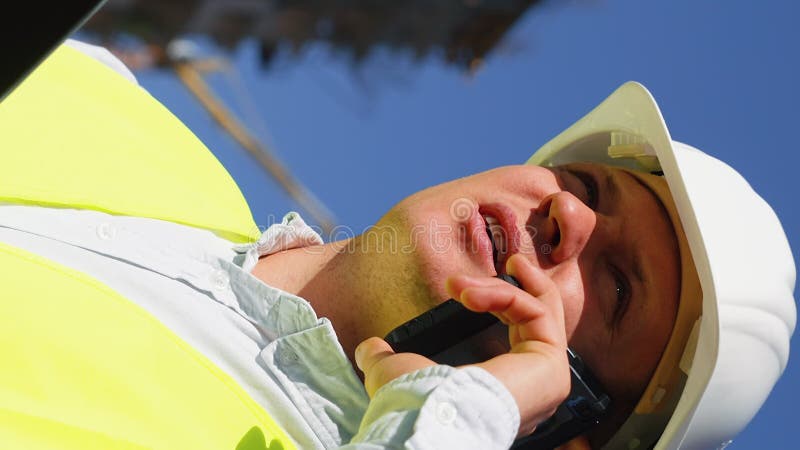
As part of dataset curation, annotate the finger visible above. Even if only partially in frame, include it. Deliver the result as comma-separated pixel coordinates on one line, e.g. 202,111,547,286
445,273,502,299
446,273,532,320
356,337,437,397
506,254,559,300
446,259,566,348
507,255,565,329
355,336,395,374
458,285,546,324
446,265,555,328
460,284,563,349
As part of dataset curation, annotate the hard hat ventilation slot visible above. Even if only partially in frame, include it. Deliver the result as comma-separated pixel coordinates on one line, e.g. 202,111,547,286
607,131,661,172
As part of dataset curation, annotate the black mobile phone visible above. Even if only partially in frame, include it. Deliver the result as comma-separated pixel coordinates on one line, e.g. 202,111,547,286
384,275,611,450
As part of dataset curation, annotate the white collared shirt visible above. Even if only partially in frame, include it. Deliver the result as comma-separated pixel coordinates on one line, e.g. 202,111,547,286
0,205,519,449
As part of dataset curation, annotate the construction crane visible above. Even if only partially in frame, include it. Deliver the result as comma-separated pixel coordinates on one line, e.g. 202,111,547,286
167,46,337,235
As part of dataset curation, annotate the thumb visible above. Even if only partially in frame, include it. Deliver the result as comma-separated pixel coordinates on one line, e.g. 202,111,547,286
355,337,395,375
356,337,436,397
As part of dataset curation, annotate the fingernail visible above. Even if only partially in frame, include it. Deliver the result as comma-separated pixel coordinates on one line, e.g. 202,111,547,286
355,342,366,370
505,254,519,272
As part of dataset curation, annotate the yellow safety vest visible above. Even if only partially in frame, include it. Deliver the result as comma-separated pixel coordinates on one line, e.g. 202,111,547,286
0,45,296,450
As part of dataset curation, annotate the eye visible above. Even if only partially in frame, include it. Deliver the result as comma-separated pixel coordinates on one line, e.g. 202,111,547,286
610,265,631,328
569,170,599,210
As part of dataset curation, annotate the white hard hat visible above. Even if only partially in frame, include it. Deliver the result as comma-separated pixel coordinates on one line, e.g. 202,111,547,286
527,82,796,449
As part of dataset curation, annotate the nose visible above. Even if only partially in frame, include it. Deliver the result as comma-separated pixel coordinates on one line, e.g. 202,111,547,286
535,191,596,264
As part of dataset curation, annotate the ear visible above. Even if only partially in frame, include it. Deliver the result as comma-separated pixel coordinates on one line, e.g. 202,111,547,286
554,435,592,450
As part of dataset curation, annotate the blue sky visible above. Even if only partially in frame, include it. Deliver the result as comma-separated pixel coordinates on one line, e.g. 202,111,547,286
81,0,799,447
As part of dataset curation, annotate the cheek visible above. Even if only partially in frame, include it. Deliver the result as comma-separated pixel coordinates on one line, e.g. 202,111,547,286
380,208,483,300
550,265,588,340
414,228,489,298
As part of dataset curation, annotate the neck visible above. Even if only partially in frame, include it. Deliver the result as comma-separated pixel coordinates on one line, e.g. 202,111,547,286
250,238,374,364
250,235,435,366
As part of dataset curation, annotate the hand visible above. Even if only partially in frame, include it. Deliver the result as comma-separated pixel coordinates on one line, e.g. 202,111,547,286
355,254,569,436
450,254,570,436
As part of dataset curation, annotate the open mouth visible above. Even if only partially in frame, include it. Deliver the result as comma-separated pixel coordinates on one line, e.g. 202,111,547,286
482,213,506,272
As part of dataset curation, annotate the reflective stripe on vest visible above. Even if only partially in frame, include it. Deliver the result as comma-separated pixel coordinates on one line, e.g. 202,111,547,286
0,242,295,449
0,44,258,243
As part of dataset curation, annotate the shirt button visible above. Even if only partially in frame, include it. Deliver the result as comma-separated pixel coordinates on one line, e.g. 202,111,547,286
210,269,229,291
435,401,457,426
96,222,117,240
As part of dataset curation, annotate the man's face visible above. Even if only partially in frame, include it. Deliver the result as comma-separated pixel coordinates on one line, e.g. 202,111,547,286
369,162,680,412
